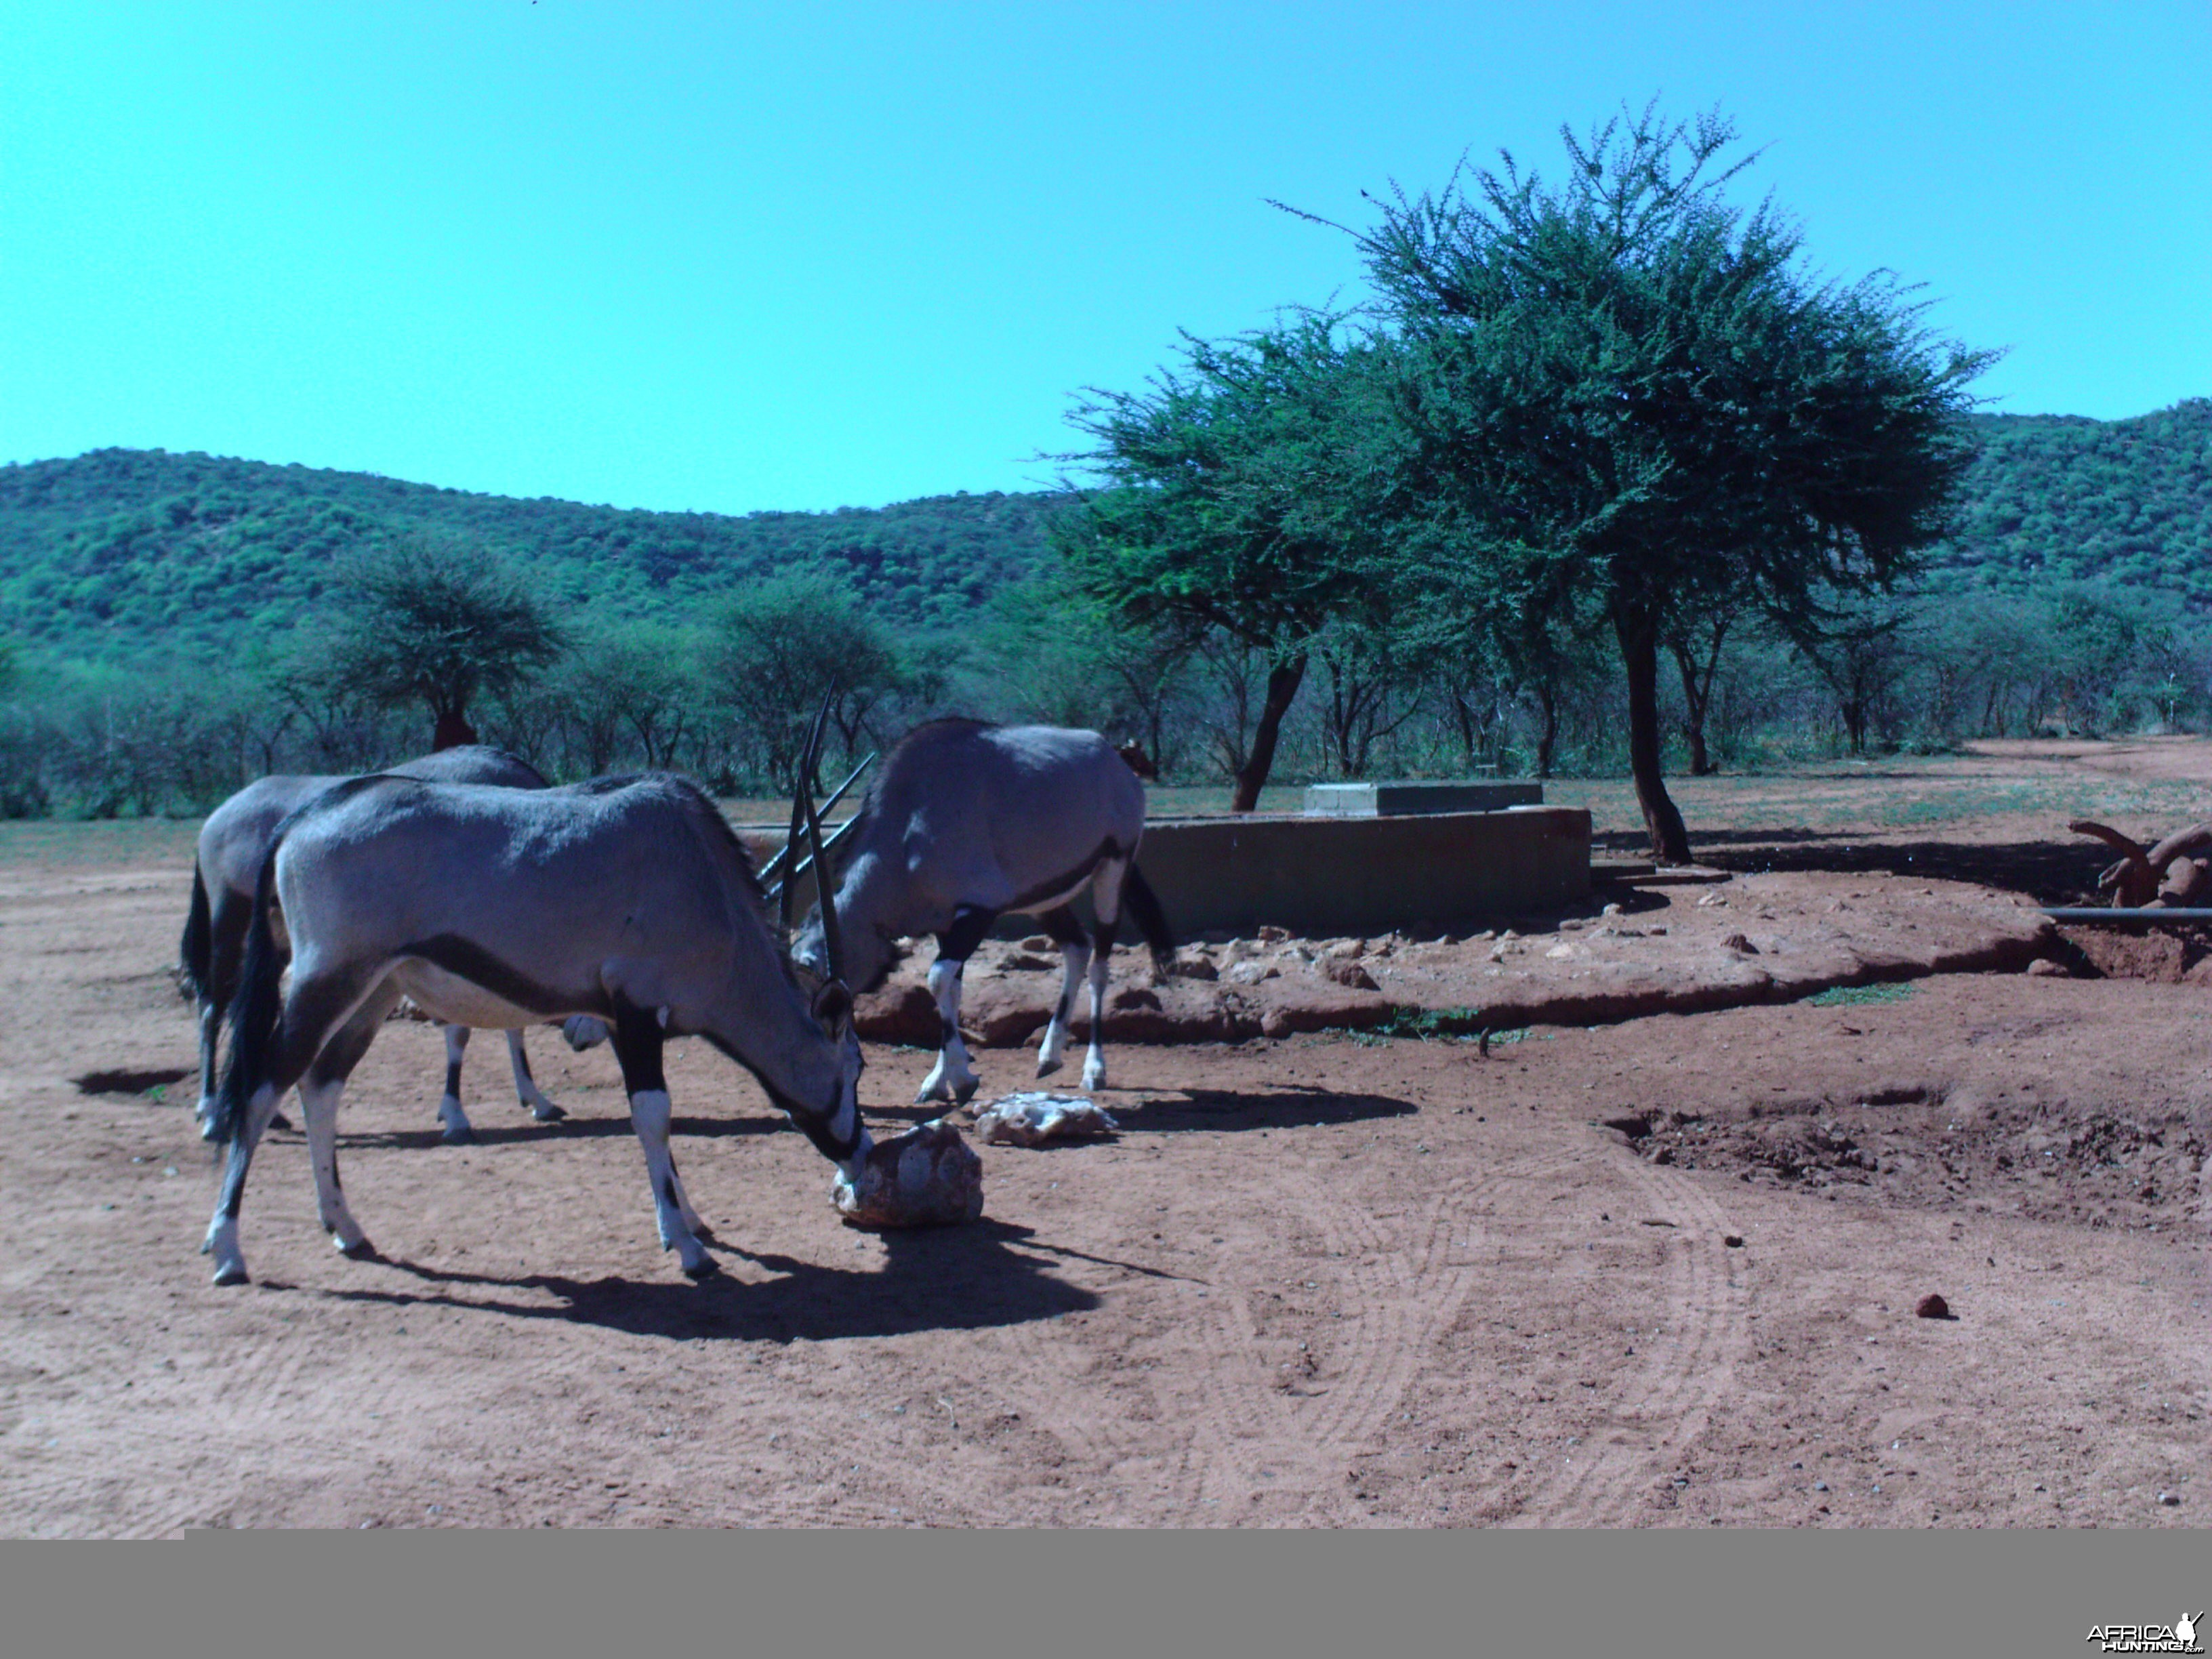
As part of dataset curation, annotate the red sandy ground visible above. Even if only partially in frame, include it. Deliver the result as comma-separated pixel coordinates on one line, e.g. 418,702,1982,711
2,740,2207,1532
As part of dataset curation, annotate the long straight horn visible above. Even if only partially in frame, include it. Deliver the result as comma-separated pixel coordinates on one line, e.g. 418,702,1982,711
802,769,845,987
777,689,839,941
777,785,808,943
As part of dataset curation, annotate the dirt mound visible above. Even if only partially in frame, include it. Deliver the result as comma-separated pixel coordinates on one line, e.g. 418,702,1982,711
2055,924,2212,985
1609,1094,2207,1237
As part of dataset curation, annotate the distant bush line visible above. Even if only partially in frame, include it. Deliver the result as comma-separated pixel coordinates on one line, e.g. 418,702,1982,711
1,398,2209,821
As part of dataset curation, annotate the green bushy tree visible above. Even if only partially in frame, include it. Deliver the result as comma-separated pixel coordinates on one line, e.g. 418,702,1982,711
1305,100,1990,859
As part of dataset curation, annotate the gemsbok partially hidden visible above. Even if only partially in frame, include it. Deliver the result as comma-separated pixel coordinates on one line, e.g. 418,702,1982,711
202,722,872,1286
790,719,1174,1103
180,746,607,1145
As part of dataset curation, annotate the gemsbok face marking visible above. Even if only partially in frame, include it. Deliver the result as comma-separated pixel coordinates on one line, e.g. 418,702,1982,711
201,716,865,1287
790,720,1174,1104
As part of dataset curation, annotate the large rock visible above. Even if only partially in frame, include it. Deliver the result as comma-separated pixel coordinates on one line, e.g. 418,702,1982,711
851,982,940,1047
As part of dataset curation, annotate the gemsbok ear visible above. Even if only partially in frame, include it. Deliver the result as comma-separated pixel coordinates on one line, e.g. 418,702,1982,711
811,979,853,1033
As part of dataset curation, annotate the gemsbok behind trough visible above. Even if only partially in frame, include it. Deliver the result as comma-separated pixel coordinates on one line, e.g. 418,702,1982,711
791,719,1174,1103
203,752,873,1286
180,746,607,1144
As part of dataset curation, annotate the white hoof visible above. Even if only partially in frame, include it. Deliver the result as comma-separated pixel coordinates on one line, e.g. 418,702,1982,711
1081,1062,1107,1091
1036,1055,1063,1079
205,1220,248,1284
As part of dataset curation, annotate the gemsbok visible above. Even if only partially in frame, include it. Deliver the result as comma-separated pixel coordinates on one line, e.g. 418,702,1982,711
181,747,607,1144
790,719,1174,1103
202,745,869,1287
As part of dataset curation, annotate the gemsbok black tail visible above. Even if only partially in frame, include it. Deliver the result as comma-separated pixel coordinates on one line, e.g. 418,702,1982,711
209,842,288,1147
179,863,213,1008
1123,863,1175,977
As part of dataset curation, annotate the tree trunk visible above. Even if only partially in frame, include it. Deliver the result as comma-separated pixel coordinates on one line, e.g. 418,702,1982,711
1534,680,1559,779
1230,655,1307,813
1615,603,1692,864
432,705,478,751
1670,620,1727,777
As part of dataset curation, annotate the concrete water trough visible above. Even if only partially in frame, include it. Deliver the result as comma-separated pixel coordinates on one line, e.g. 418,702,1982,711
741,783,1592,943
1303,779,1544,815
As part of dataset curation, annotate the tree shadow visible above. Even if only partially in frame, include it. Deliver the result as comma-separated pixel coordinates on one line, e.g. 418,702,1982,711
1689,833,2111,905
293,1218,1099,1343
1106,1084,1418,1134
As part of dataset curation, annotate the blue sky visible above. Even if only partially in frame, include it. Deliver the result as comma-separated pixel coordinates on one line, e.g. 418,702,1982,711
3,2,2207,514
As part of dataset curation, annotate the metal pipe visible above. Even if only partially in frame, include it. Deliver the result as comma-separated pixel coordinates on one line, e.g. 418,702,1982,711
768,813,863,903
759,752,876,882
2041,907,2212,925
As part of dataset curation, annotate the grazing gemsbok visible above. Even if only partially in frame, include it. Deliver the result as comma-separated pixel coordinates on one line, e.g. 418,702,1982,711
201,756,868,1286
792,720,1174,1103
180,747,609,1144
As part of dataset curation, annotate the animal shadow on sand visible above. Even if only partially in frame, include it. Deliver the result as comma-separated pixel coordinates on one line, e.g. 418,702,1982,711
321,1111,789,1153
292,1219,1101,1343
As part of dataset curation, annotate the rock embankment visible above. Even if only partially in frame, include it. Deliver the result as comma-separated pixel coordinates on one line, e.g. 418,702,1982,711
852,871,2055,1046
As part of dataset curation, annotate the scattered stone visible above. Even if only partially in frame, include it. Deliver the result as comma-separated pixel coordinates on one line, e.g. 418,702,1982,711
2026,958,2070,977
1002,951,1057,971
1914,1294,1953,1320
1258,925,1290,943
1813,1481,1830,1492
1170,950,1218,981
1723,1235,1744,1248
1019,935,1053,952
1321,957,1380,991
2158,1491,2182,1507
1721,933,1757,954
1109,986,1162,1012
1546,943,1576,960
972,1093,1119,1147
1601,902,1622,917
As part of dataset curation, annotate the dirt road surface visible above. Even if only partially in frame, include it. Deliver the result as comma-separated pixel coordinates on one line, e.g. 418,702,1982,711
3,743,2208,1531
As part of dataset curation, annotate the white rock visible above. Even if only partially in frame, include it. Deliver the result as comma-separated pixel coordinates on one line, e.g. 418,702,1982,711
973,1093,1120,1147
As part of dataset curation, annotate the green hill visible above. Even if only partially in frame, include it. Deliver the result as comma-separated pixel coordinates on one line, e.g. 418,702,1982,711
0,447,1067,665
1931,399,2212,601
3,399,2207,667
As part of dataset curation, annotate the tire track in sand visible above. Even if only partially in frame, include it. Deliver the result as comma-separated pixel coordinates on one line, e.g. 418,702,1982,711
990,1141,1565,1522
1509,1147,1753,1525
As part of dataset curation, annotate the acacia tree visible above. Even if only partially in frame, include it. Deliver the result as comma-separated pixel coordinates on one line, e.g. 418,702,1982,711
1056,316,1399,811
708,567,904,790
324,535,565,751
972,577,1196,771
1304,102,1989,860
